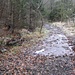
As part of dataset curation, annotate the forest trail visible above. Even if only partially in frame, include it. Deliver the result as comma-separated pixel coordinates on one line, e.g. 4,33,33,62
0,22,75,75
32,23,74,56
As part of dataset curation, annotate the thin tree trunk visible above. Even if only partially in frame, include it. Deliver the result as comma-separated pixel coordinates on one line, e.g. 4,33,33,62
10,0,14,33
37,10,44,33
29,2,32,31
0,0,5,19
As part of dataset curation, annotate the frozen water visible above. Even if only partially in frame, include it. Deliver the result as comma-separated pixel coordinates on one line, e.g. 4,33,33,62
35,49,45,54
34,34,74,56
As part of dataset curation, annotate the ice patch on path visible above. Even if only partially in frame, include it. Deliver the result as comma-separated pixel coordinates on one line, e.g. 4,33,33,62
34,34,74,56
35,49,45,54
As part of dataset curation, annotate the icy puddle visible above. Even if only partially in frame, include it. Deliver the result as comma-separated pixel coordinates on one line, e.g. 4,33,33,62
34,34,74,57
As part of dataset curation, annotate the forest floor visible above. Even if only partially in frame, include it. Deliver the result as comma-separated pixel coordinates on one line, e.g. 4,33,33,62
0,22,75,75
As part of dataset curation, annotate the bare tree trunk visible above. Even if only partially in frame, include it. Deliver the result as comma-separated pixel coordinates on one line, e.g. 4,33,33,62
32,7,44,33
29,2,32,31
0,0,5,19
36,9,44,33
10,0,14,33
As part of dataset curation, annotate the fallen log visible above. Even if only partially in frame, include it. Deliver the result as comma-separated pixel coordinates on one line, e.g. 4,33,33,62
6,38,24,46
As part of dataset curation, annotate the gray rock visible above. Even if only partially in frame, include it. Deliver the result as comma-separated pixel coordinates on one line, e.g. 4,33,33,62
0,48,7,53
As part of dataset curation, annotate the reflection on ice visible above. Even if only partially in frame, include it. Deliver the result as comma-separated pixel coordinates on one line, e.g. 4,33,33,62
35,49,45,54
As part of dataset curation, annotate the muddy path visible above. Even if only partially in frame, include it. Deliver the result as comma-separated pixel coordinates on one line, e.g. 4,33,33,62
0,23,75,75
